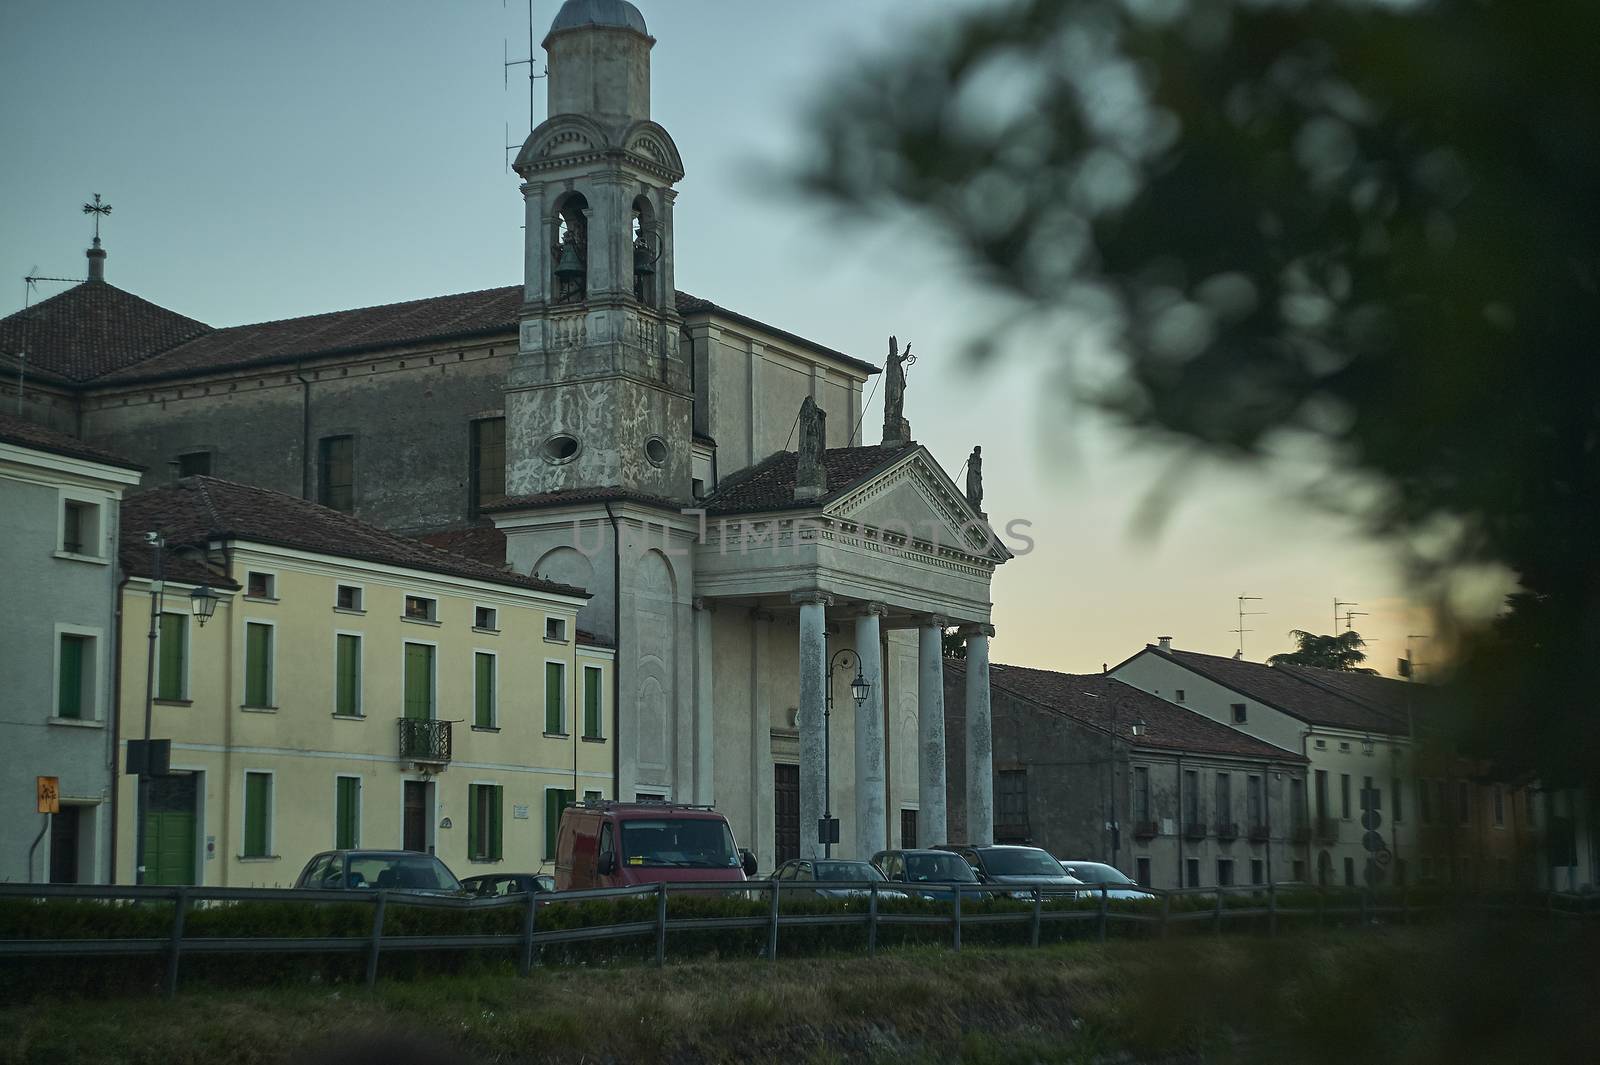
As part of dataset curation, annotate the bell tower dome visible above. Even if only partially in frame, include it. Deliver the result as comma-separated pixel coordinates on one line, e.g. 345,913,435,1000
505,0,688,501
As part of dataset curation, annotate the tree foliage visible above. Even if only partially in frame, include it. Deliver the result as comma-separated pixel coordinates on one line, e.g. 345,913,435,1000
1268,629,1377,673
804,0,1600,783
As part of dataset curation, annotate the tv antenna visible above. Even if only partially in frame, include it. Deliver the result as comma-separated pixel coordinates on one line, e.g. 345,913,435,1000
1231,595,1265,659
1341,610,1368,632
504,0,547,171
1333,598,1359,633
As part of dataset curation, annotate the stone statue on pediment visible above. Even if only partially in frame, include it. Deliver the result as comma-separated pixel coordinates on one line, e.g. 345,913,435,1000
966,445,984,515
882,335,913,449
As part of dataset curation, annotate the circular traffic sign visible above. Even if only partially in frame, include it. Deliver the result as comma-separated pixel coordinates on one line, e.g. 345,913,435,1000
1375,848,1393,869
1362,830,1385,853
1360,809,1383,831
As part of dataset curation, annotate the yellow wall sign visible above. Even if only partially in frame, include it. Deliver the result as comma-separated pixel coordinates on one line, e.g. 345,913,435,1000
36,776,60,815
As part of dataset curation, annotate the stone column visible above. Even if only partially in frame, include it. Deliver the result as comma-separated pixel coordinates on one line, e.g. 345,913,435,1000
963,624,996,845
793,591,831,859
693,597,714,805
749,609,774,871
918,616,949,847
853,603,888,859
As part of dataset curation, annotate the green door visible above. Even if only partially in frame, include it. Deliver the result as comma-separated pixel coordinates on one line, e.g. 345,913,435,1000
141,775,198,885
403,644,434,721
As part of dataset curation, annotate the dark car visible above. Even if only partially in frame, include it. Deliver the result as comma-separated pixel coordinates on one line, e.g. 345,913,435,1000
1058,860,1149,900
462,872,556,898
771,858,904,899
936,844,1083,897
871,848,982,899
294,850,466,896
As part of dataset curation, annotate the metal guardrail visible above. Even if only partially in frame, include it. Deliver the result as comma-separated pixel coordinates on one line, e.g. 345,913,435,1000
0,880,1593,997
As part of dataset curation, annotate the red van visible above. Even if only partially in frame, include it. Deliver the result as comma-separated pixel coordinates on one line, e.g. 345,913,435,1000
554,800,758,890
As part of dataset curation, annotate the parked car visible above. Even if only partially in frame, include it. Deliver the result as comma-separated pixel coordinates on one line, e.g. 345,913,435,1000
936,844,1084,897
1057,860,1151,900
871,848,982,899
771,859,905,900
294,850,467,897
555,800,759,891
462,872,556,897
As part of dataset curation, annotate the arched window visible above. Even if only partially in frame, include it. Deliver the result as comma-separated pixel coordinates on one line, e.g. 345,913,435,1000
552,193,589,305
631,195,659,306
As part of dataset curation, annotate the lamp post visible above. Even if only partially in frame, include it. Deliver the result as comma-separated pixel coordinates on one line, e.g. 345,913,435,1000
1107,709,1150,871
133,534,222,885
822,647,870,859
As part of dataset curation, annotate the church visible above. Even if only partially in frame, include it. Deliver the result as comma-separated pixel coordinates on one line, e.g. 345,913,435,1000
1,0,1010,871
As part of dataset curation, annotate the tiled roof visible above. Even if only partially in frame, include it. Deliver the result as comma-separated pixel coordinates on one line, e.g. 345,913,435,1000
1155,647,1408,734
675,290,880,376
0,411,144,471
414,525,508,568
3,280,881,387
484,485,684,514
98,286,524,383
0,282,211,383
954,661,1305,762
703,444,911,515
1273,665,1444,728
121,477,588,598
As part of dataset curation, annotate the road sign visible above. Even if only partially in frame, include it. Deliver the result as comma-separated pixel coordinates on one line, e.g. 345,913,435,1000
1374,848,1393,869
125,738,171,777
1362,830,1385,853
818,817,840,845
36,776,60,814
1360,809,1382,831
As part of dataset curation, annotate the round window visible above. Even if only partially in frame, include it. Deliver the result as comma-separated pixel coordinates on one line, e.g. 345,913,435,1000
543,434,581,464
644,437,669,467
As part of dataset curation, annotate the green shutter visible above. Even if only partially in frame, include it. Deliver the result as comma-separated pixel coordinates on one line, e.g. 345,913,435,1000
244,774,271,857
58,636,85,719
335,635,360,716
583,667,602,738
468,785,482,860
544,789,574,861
490,786,504,861
336,777,360,848
157,614,184,701
545,662,563,734
245,624,272,707
475,653,495,728
404,644,433,720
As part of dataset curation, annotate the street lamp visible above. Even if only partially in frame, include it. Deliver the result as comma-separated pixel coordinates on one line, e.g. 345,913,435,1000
189,584,222,626
1361,734,1376,756
1131,718,1147,739
822,648,871,858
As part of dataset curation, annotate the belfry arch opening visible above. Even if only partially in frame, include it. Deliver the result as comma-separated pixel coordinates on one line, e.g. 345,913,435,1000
552,193,589,305
631,195,659,306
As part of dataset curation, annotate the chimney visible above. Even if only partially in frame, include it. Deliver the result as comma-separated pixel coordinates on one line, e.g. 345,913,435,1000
86,238,106,283
1157,635,1173,651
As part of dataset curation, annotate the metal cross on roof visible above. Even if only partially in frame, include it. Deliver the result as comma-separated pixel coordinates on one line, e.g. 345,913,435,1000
82,193,112,241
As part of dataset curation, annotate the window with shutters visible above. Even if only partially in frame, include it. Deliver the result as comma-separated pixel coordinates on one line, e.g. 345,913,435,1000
56,632,94,720
474,652,497,729
157,613,187,701
1340,773,1352,819
1392,776,1404,822
1246,775,1264,829
1183,770,1201,826
1214,773,1232,829
318,435,355,512
543,788,575,860
59,497,102,557
995,769,1029,840
469,418,506,518
335,776,361,849
468,784,504,861
545,661,567,735
403,643,435,720
583,666,603,739
1133,766,1150,822
334,633,362,717
243,772,273,858
243,623,274,708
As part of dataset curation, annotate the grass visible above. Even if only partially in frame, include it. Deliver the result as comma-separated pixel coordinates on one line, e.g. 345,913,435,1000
2,925,1596,1064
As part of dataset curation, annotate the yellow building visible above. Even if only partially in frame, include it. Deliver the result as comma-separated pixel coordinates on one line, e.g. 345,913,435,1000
113,477,613,887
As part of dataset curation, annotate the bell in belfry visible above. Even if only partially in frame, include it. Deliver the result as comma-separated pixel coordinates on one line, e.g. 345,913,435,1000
554,239,585,282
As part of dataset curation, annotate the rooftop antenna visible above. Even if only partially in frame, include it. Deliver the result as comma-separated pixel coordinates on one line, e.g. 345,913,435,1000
1341,610,1369,632
1231,595,1265,659
17,192,102,411
1333,598,1358,633
504,0,547,171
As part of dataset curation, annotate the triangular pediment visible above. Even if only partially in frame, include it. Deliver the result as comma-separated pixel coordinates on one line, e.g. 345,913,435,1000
824,447,1009,563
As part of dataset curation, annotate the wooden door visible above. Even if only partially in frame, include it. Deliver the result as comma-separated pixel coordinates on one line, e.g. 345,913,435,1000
142,774,197,885
900,808,918,850
49,805,80,883
774,763,800,865
404,781,429,852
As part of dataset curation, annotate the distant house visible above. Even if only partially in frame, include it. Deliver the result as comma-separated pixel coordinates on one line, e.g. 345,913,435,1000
1111,640,1542,891
113,476,611,886
0,412,143,883
944,661,1307,890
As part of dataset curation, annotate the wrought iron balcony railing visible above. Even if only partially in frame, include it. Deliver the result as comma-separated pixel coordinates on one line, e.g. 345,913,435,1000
399,718,452,765
1248,823,1271,843
1133,820,1160,839
1215,822,1239,841
1183,822,1208,841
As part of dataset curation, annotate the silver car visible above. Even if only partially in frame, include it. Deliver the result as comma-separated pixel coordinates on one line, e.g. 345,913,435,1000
772,858,905,899
1059,860,1151,901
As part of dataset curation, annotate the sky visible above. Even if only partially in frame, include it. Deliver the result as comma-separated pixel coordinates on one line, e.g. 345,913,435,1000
0,0,1443,677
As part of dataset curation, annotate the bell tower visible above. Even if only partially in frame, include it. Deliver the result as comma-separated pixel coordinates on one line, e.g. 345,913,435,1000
505,0,689,502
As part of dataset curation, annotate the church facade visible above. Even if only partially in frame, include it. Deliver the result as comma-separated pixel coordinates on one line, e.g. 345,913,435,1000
0,0,1010,870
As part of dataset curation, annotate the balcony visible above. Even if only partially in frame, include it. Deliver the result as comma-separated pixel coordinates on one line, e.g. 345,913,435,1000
1133,820,1160,840
399,718,452,766
1183,822,1208,841
1215,822,1239,841
1314,816,1340,843
1248,824,1271,843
